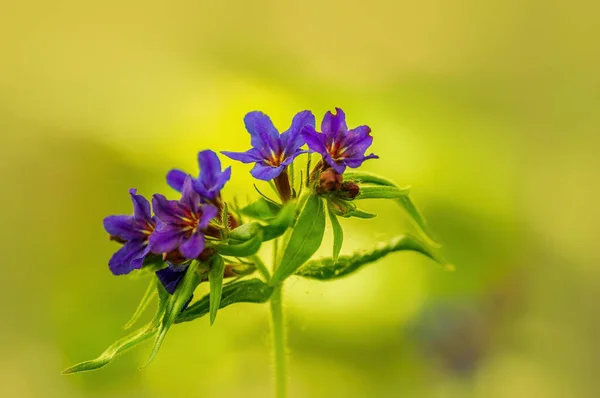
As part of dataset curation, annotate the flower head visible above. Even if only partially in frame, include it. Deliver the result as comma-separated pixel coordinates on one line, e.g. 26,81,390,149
221,110,315,181
103,189,156,275
301,108,378,174
166,150,231,201
149,176,219,259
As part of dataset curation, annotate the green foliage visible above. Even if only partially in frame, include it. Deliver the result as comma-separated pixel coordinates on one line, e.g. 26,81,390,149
356,185,410,199
215,230,263,256
209,256,225,325
328,208,343,263
62,280,170,374
295,234,452,281
143,261,201,367
271,194,326,284
175,279,274,324
241,198,281,220
123,278,157,330
344,171,441,247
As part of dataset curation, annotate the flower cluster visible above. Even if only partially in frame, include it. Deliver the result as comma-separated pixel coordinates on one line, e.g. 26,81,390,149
103,108,376,292
67,105,448,382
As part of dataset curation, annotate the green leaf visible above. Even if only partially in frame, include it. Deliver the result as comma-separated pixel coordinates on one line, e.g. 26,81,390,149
208,256,225,325
295,234,453,280
396,195,441,247
344,171,441,247
227,201,295,245
343,171,401,187
356,185,410,199
271,194,326,284
215,230,263,256
175,279,274,324
241,198,281,220
328,208,343,263
143,261,200,367
62,279,169,374
62,324,158,374
229,221,262,241
343,209,376,219
262,200,296,241
123,278,157,329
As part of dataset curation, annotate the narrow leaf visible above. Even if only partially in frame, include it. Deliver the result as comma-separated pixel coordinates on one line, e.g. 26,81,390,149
342,209,377,219
123,278,157,329
262,200,296,241
271,194,326,284
176,279,274,324
344,171,400,187
241,198,281,220
215,230,263,256
328,208,343,263
63,279,169,374
209,256,225,325
62,324,158,374
396,195,441,247
356,185,410,199
344,171,441,247
143,261,200,367
229,221,262,241
295,234,452,280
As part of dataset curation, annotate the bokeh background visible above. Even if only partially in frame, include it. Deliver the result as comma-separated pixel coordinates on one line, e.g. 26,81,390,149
1,1,598,397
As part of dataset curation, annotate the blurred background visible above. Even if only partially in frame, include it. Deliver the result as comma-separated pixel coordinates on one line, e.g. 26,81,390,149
1,1,598,397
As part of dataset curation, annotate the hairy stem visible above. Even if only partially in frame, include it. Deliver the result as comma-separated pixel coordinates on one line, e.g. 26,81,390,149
270,236,287,398
270,283,287,398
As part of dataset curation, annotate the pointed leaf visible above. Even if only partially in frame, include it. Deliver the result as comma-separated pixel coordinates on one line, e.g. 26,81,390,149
209,256,225,325
241,198,281,220
344,171,441,247
62,324,158,374
215,230,263,256
343,209,376,218
295,234,453,280
123,278,157,329
396,195,441,247
356,185,410,199
262,200,296,241
328,208,343,263
271,194,326,284
175,279,274,324
63,278,169,374
143,261,200,367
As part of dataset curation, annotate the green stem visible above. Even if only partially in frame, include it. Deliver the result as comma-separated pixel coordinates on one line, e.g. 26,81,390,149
250,255,271,281
270,283,287,398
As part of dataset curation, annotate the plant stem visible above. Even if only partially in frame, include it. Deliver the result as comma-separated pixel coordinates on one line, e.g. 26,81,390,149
270,283,287,398
270,236,287,398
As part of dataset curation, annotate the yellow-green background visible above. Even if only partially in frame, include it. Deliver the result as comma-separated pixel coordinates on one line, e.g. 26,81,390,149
1,1,598,397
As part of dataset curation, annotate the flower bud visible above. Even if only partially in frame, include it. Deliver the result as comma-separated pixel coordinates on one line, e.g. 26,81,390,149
340,181,360,199
316,168,343,194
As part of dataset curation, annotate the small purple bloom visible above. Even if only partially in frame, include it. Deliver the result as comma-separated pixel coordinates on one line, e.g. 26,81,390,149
103,189,156,275
156,263,188,294
221,110,315,181
301,108,378,174
149,176,219,260
166,150,231,201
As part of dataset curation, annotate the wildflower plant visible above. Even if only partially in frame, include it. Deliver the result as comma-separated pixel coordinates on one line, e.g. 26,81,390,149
63,108,452,397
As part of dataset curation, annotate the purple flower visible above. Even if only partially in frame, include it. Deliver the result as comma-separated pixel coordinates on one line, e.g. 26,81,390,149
166,150,231,201
149,176,219,259
156,263,189,294
103,189,156,275
221,110,315,181
301,108,378,174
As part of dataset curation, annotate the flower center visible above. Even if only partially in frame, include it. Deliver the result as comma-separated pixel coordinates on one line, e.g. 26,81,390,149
180,210,200,235
265,150,285,167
